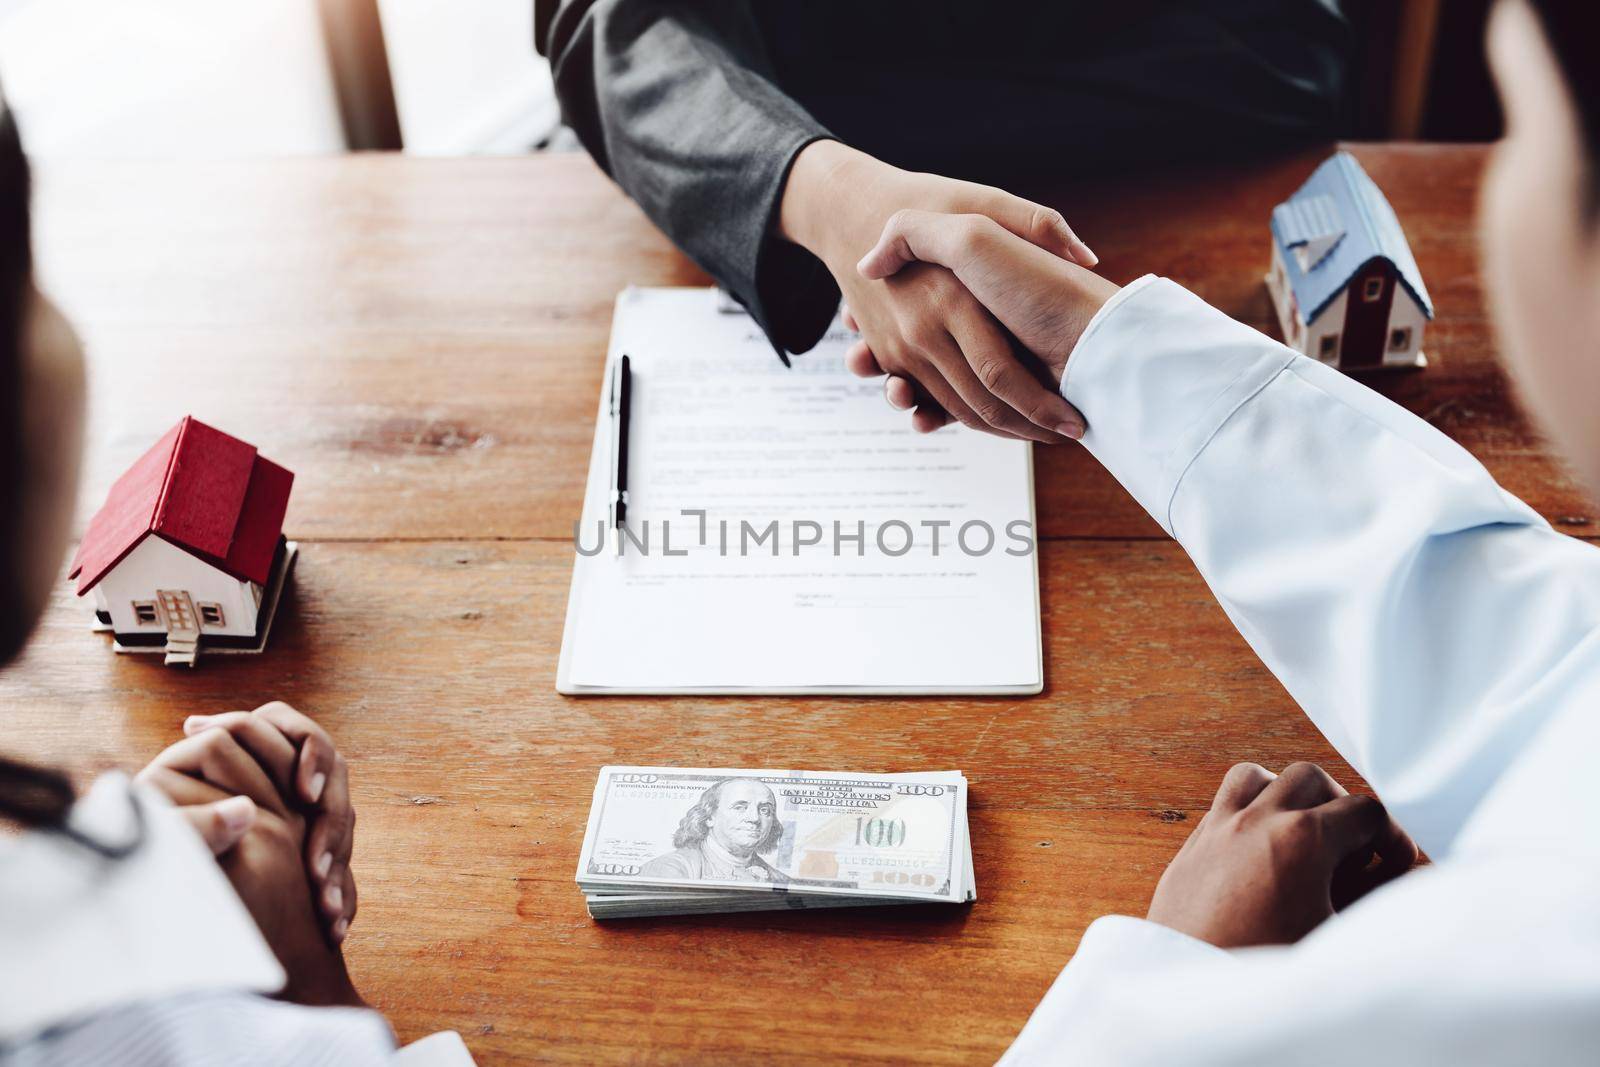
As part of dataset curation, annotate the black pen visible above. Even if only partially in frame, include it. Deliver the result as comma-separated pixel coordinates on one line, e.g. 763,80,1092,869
608,354,632,535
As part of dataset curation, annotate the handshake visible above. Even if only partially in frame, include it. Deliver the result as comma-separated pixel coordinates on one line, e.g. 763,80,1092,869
779,140,1121,441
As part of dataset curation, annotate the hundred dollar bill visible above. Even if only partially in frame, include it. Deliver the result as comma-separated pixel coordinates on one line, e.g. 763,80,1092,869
580,799,975,910
576,767,970,905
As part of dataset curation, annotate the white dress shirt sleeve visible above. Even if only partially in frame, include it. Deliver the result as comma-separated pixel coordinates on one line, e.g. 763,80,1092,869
998,276,1600,1066
394,1031,478,1066
1061,275,1600,857
0,774,479,1067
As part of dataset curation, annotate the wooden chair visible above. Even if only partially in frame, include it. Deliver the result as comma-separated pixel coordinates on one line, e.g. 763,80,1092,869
316,0,403,150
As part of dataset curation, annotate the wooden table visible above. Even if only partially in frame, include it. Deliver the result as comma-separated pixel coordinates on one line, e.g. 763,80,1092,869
5,143,1581,1065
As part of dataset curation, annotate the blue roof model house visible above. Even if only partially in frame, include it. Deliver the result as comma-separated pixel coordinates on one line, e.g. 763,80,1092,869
1266,151,1433,370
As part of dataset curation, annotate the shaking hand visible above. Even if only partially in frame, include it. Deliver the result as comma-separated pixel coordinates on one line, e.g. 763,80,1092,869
779,141,1095,440
852,208,1121,434
857,207,1120,425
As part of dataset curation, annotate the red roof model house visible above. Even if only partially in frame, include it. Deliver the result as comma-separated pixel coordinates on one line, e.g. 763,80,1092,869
71,416,299,667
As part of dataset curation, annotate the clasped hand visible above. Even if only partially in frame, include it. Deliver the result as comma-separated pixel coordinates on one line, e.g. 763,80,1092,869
135,701,363,1007
1148,762,1417,948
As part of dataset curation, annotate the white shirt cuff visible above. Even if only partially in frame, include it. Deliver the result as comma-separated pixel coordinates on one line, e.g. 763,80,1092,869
1060,275,1296,534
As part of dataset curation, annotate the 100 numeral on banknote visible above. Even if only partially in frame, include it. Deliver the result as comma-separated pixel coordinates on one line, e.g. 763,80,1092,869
576,768,966,902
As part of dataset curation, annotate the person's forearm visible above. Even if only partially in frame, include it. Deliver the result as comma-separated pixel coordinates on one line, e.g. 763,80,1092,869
777,140,1087,275
279,952,366,1010
1062,277,1600,859
544,0,837,352
777,141,905,266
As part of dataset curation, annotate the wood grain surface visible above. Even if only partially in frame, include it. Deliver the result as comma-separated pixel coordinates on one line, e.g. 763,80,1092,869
2,143,1563,1064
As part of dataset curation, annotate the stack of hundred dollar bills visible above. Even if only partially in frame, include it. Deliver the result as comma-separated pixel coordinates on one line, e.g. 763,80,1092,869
576,766,975,919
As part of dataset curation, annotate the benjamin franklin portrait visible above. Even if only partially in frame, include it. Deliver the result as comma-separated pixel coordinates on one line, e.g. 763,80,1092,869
640,778,789,883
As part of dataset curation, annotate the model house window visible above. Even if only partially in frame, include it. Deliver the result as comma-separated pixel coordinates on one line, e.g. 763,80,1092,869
1363,277,1383,302
199,602,225,628
132,601,158,624
1319,334,1340,359
1389,327,1413,352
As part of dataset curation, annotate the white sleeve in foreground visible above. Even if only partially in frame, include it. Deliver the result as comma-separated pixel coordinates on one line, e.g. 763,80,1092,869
1061,276,1600,859
1010,280,1600,1066
997,915,1230,1066
395,1031,477,1066
998,859,1600,1067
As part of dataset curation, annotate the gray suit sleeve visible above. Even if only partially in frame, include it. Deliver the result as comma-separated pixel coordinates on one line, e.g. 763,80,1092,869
539,0,842,359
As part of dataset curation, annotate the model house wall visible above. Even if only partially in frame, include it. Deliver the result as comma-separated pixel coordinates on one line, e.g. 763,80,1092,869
1267,242,1300,348
1307,287,1351,364
1268,241,1340,361
1382,284,1427,366
97,535,261,638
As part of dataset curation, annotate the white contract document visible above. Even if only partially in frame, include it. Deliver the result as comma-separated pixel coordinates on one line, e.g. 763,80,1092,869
556,288,1042,694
